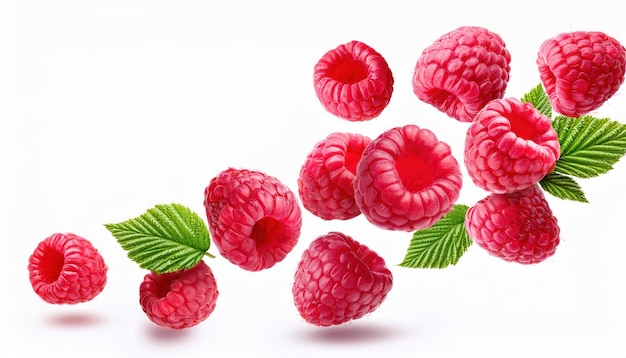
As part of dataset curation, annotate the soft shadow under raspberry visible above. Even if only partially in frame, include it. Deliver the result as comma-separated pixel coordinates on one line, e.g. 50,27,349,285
144,323,194,342
46,312,106,327
294,322,409,344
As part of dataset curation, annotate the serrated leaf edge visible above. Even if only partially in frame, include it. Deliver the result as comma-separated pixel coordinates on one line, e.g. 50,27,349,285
539,172,588,203
521,83,553,118
399,204,472,269
552,115,626,179
104,203,211,274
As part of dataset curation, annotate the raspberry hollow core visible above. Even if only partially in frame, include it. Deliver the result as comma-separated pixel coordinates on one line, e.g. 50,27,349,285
354,125,463,231
313,40,394,121
204,168,302,271
328,55,369,84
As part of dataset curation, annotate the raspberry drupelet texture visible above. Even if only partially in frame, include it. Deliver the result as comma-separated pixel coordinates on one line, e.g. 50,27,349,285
465,184,560,264
537,31,626,118
139,260,218,329
298,132,371,220
313,40,394,121
353,124,462,231
464,97,560,194
204,168,302,271
292,232,393,326
412,26,511,122
28,233,108,304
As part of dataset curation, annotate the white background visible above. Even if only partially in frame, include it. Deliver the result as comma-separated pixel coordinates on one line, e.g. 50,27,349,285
1,1,625,357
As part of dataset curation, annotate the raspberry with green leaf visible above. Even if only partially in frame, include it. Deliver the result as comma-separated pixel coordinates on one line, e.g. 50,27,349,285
140,260,218,329
106,203,219,328
464,97,560,194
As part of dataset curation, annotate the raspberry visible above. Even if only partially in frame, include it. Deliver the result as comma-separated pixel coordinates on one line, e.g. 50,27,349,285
353,124,462,231
464,97,560,194
292,232,393,326
313,40,394,121
139,260,218,329
537,31,626,118
204,168,302,271
412,26,511,122
465,184,560,264
28,233,108,304
298,132,371,220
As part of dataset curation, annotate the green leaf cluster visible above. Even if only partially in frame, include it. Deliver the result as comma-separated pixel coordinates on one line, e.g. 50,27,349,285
523,84,626,202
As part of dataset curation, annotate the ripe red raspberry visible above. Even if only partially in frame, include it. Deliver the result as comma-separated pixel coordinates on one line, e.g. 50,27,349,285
313,40,394,121
28,233,108,304
139,260,218,329
464,97,560,194
537,31,626,118
353,124,462,231
292,232,393,326
412,26,511,122
298,132,371,220
465,184,560,264
204,168,302,271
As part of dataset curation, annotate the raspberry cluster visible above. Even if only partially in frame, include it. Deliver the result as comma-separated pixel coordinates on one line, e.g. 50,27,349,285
298,126,462,232
27,27,625,330
295,27,624,324
305,27,624,270
461,31,623,263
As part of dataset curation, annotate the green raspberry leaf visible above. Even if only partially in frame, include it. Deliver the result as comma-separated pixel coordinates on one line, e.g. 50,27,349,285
539,172,588,203
552,115,626,178
399,204,472,269
521,83,552,119
104,203,211,274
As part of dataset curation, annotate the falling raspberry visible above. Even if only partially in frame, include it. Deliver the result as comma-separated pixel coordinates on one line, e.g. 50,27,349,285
139,260,218,329
537,31,626,118
464,97,561,194
292,231,393,326
313,40,394,121
412,26,511,122
465,184,560,264
298,132,371,220
354,124,463,231
204,168,302,271
28,233,108,304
